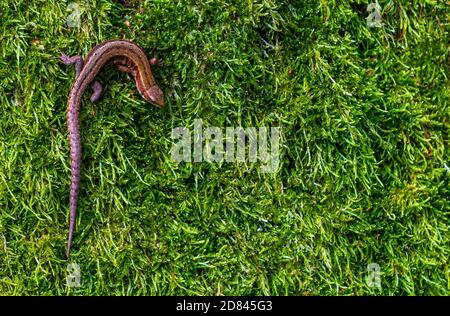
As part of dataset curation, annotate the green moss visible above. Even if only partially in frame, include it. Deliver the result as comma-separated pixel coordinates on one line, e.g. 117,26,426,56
0,0,448,295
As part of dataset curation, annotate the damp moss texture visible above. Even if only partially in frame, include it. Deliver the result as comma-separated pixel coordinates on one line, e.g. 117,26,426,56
0,0,449,295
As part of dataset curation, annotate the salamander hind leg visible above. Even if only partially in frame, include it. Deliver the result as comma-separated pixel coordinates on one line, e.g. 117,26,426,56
60,54,84,77
89,80,103,102
60,54,103,102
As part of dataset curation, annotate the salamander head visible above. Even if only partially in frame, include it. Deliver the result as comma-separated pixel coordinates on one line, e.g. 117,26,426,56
143,85,164,108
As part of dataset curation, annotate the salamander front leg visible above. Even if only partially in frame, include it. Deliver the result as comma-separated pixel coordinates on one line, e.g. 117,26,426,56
113,57,136,75
113,56,161,77
149,57,160,66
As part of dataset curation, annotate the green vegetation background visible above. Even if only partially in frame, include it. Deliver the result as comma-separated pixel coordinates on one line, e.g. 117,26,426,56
0,0,448,295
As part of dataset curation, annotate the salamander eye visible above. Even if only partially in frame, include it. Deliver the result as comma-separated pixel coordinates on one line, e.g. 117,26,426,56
144,85,164,108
